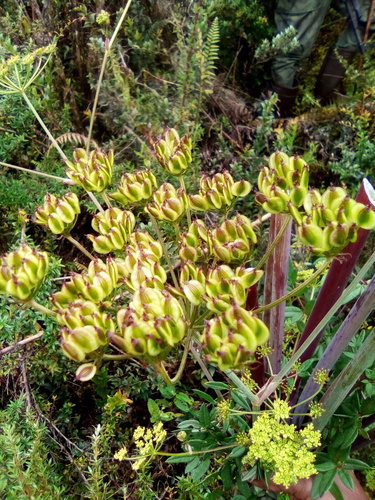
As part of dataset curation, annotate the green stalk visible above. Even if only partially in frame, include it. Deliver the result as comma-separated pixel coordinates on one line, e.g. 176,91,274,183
256,214,292,271
225,369,261,406
179,175,191,227
155,361,173,385
126,443,238,461
65,234,95,261
0,161,72,183
86,0,133,153
101,191,113,209
27,299,56,317
255,250,375,404
149,215,179,290
102,354,131,360
253,259,331,315
21,92,67,161
314,329,375,431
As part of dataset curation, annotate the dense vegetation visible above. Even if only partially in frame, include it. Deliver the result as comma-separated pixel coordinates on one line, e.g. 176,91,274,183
0,1,375,499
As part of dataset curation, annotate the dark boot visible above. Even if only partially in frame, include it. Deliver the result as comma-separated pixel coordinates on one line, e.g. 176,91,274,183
272,83,299,118
315,47,356,105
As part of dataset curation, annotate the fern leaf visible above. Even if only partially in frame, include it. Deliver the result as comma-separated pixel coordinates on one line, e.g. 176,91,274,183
46,133,99,156
202,17,220,82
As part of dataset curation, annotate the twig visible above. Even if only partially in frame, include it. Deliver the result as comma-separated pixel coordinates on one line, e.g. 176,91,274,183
0,332,43,356
190,344,223,400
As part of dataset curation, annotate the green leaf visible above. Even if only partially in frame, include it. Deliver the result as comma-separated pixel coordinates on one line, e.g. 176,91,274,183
178,419,201,429
174,399,190,412
242,466,257,482
311,470,337,499
166,455,197,464
343,458,371,470
338,469,354,490
329,481,345,500
231,390,251,411
185,456,201,474
228,445,247,459
147,399,160,420
198,404,211,428
315,461,336,472
192,389,215,404
205,381,229,390
191,457,210,481
285,305,304,322
220,462,234,490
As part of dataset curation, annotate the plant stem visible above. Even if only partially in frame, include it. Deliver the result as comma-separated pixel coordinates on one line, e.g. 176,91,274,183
149,215,179,290
155,361,173,385
255,250,375,404
102,354,131,360
179,175,191,226
86,0,133,153
190,345,224,400
101,191,113,209
87,191,105,214
27,299,56,317
253,259,331,315
225,369,261,406
126,443,238,462
65,234,95,261
256,214,292,271
21,91,67,161
0,161,72,183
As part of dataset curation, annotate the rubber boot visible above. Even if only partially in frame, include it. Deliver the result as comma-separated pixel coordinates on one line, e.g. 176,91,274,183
315,47,356,105
272,83,299,118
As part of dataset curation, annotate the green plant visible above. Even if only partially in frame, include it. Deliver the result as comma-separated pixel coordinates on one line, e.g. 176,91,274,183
1,5,375,499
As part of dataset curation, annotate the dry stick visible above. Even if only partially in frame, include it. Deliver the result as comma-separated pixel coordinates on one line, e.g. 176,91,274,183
86,0,133,153
0,160,72,183
190,344,224,400
0,332,43,356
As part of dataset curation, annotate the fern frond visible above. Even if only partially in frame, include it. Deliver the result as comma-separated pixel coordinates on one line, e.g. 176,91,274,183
46,133,99,156
202,17,220,80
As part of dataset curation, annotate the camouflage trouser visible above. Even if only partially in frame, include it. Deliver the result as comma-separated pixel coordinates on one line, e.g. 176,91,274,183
272,0,374,86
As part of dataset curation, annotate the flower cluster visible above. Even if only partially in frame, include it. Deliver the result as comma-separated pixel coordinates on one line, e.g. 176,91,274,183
145,182,188,222
201,304,269,370
154,128,192,176
0,244,49,301
243,412,321,487
34,192,80,235
257,151,375,255
179,214,257,264
189,171,251,211
87,207,136,253
110,169,157,205
113,287,187,360
65,148,114,192
114,422,167,471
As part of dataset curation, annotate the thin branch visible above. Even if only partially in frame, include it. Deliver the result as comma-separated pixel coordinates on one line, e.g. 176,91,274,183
0,332,43,356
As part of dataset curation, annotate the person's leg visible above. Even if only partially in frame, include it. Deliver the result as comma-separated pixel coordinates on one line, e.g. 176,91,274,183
272,0,332,87
315,0,372,103
272,0,331,115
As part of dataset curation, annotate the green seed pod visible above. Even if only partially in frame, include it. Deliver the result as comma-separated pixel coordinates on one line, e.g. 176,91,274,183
61,337,86,362
47,213,66,234
304,189,322,214
183,280,205,305
297,222,324,248
75,363,97,382
321,185,347,208
290,183,308,207
231,180,251,197
68,325,101,353
350,203,375,229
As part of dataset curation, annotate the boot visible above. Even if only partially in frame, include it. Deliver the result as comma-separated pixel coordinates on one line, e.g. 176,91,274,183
315,47,356,105
272,83,299,118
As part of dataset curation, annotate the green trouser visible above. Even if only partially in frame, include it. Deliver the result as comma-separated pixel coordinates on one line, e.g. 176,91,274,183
272,0,373,87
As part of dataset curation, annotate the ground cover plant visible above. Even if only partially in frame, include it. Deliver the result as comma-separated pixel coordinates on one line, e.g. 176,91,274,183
1,2,375,499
